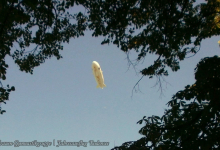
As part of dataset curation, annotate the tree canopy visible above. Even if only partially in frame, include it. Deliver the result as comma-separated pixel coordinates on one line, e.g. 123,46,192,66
112,56,220,149
87,0,217,77
1,0,220,149
0,0,87,113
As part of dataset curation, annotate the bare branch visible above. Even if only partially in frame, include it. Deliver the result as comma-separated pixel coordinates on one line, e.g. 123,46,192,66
0,80,3,87
151,75,170,98
125,51,139,74
131,75,144,98
185,45,201,59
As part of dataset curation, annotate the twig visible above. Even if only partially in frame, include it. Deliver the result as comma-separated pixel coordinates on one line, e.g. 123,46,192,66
0,80,3,87
185,46,201,58
131,75,144,98
125,51,139,75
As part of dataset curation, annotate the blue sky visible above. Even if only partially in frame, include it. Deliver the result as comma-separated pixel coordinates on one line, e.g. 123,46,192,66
1,2,219,150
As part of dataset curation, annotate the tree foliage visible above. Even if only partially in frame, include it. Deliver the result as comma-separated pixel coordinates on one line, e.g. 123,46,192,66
111,56,220,149
87,0,206,77
0,0,88,113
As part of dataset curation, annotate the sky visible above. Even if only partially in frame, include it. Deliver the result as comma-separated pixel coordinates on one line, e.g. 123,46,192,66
0,1,219,150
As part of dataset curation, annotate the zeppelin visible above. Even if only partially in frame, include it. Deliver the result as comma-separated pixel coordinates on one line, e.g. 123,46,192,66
92,61,106,89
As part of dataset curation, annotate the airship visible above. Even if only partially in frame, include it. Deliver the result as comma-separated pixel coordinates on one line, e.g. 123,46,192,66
92,61,106,89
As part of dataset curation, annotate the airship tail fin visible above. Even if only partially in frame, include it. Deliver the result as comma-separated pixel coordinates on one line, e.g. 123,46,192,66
96,84,106,89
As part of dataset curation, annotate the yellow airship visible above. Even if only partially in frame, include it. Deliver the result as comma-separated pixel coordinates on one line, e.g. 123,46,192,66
92,61,106,89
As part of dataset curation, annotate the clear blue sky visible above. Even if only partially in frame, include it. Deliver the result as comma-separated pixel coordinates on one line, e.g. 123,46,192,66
1,2,219,150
